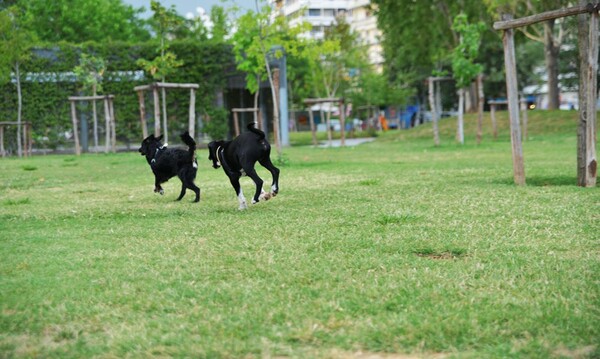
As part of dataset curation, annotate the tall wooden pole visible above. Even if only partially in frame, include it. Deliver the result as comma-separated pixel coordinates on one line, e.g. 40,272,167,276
502,14,526,185
109,97,116,153
339,99,346,147
476,74,484,145
104,98,111,153
153,85,161,137
272,68,281,153
189,89,196,138
308,108,317,146
137,90,148,139
428,77,440,146
70,100,81,156
578,4,598,187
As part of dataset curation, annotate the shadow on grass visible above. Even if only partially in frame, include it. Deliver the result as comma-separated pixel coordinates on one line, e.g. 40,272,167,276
495,175,578,187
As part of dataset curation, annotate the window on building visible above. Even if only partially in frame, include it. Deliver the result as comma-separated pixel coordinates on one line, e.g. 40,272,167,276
308,8,321,16
324,9,335,17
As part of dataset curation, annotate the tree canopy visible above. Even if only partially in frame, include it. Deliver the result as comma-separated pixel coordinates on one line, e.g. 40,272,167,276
16,0,151,43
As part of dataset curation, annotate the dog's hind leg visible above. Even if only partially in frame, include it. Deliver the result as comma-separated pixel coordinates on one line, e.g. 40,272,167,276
176,182,187,201
177,169,200,202
244,167,264,204
259,158,280,197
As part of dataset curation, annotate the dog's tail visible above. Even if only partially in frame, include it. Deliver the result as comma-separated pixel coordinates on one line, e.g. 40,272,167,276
180,131,196,155
247,122,266,140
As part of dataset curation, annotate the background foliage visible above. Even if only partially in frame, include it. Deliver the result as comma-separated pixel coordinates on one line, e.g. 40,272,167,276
0,40,235,150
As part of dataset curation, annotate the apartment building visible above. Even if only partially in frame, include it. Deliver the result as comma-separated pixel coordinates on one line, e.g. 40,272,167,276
272,0,383,72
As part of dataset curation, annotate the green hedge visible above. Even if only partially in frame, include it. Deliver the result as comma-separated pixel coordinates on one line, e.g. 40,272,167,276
0,40,235,152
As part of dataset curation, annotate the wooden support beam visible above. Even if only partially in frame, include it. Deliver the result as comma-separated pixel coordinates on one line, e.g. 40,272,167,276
104,98,111,153
494,3,598,30
189,89,195,138
233,111,240,137
109,98,116,153
578,4,599,187
428,77,440,146
70,101,81,156
502,14,526,185
137,90,148,139
307,106,317,146
152,86,160,137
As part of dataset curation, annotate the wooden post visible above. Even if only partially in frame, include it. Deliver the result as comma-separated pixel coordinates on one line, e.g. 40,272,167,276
109,97,116,153
326,107,332,146
428,77,440,146
161,86,168,143
502,14,526,185
520,96,529,141
137,90,148,139
339,99,346,147
153,84,161,137
27,123,32,156
457,88,465,144
70,100,81,156
257,109,262,130
104,98,111,153
233,111,240,137
189,89,196,138
272,68,281,152
578,4,598,187
92,89,98,151
308,108,317,146
476,74,484,145
0,125,4,157
489,103,498,139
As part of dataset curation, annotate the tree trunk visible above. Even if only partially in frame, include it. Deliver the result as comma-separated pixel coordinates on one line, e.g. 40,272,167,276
16,61,22,158
544,19,560,110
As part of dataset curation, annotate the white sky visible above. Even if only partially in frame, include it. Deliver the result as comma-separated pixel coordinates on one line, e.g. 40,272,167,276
122,0,258,19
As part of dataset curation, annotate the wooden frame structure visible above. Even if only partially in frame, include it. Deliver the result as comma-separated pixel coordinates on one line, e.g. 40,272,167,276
68,95,116,155
304,98,346,147
488,97,529,140
232,108,261,137
134,82,199,141
0,121,32,157
494,3,598,186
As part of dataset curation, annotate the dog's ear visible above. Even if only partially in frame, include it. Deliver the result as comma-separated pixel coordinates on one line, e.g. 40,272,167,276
156,135,164,142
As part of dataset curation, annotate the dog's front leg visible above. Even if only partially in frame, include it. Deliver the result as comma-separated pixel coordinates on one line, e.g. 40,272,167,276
154,178,164,195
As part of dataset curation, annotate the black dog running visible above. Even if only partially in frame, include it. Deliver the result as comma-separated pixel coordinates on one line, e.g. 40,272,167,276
138,131,201,202
208,122,280,210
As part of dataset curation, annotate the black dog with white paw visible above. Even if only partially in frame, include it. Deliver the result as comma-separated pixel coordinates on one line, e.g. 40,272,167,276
207,122,280,210
138,131,201,202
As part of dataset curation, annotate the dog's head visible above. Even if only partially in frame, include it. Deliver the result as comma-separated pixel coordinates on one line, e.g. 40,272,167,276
207,140,224,169
139,134,164,156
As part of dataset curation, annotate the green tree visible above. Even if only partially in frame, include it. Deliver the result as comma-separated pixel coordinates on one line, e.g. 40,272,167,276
232,1,309,153
15,0,150,43
0,6,34,157
74,53,106,149
137,0,184,142
484,0,572,109
451,13,485,144
372,1,498,104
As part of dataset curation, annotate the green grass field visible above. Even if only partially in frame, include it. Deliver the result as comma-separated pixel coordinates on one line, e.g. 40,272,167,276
1,111,598,358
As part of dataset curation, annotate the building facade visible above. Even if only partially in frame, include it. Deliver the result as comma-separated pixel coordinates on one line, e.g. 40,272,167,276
272,0,383,72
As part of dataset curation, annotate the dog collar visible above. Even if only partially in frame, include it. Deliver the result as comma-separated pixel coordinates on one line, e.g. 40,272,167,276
216,146,223,167
151,144,168,164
